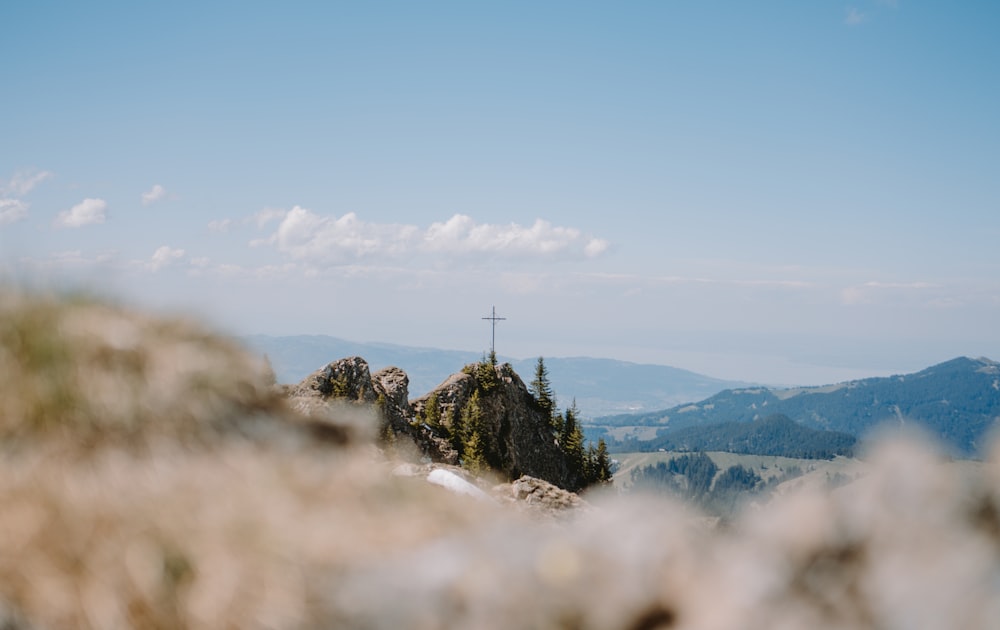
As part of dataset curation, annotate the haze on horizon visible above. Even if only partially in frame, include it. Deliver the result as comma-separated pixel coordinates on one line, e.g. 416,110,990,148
2,2,998,386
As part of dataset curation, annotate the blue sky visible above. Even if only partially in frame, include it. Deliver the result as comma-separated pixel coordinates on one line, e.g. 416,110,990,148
2,1,999,385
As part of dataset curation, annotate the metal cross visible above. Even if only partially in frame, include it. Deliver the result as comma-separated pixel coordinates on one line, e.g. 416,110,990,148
481,305,506,356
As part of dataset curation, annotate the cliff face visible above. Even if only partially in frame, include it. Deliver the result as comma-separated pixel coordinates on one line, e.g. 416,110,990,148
414,362,572,488
293,357,573,488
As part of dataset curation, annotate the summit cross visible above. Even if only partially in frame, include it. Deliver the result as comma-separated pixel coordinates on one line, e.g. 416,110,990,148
481,306,506,356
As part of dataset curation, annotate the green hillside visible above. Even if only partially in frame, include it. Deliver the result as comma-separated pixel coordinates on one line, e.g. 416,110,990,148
594,357,1000,457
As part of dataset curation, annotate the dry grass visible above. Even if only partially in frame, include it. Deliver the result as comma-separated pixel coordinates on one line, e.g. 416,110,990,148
0,289,287,451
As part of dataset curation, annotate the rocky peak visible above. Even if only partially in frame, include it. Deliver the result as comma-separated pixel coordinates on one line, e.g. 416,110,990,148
291,356,575,489
291,356,377,403
290,356,461,463
414,360,573,489
372,366,409,410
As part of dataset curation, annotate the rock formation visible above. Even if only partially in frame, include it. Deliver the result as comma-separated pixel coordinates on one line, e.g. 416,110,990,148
291,355,576,489
413,361,574,487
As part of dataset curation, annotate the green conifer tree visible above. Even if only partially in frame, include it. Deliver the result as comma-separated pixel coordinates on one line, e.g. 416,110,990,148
474,359,499,391
530,357,560,432
423,392,441,428
595,438,612,483
462,427,488,475
445,405,461,453
584,443,598,485
560,400,586,485
459,391,486,470
450,408,466,460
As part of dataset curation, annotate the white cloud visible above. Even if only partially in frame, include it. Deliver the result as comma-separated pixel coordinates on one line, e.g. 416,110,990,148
584,238,610,258
141,184,167,206
207,209,287,234
0,170,53,225
149,245,185,271
256,209,609,267
260,208,415,263
54,198,107,228
1,170,53,196
185,261,300,280
423,215,581,256
0,199,29,225
845,7,867,25
253,208,287,228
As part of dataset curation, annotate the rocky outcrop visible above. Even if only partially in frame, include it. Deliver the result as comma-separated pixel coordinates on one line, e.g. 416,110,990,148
289,357,413,428
373,365,457,461
494,475,592,521
290,356,377,403
289,357,462,463
291,357,574,488
372,366,408,410
413,362,574,488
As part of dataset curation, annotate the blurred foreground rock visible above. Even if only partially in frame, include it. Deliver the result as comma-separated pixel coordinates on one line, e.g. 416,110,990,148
2,288,1000,629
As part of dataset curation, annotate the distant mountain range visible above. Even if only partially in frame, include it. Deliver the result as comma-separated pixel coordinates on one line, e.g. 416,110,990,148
241,334,750,418
241,336,1000,458
594,357,1000,457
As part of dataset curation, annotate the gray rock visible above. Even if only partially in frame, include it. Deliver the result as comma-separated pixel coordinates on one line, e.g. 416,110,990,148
414,363,574,488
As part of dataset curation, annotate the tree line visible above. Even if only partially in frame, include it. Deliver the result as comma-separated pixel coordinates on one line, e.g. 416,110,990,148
629,451,807,519
530,356,613,491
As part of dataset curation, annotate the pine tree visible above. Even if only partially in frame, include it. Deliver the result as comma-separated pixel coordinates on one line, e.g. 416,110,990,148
459,391,487,472
595,438,612,484
584,443,598,485
463,427,488,475
530,357,559,431
423,392,442,428
474,359,500,391
445,405,461,453
560,400,586,486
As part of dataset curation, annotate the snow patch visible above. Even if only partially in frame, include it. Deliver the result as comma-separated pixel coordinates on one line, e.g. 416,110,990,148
427,469,492,502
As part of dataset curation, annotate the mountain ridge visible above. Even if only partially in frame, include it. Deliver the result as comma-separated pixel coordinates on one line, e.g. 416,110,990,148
595,356,1000,457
